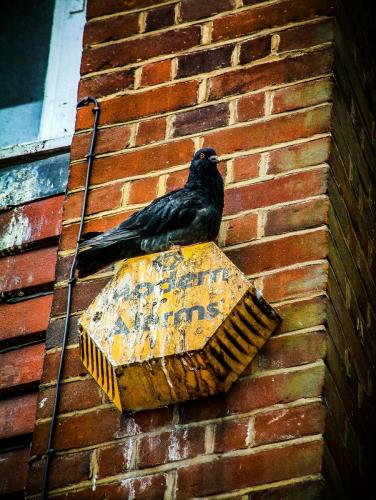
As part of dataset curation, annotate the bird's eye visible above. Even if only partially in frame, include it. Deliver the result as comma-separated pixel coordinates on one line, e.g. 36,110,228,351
199,153,206,159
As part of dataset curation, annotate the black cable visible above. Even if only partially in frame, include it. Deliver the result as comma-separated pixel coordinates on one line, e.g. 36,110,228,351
40,97,100,499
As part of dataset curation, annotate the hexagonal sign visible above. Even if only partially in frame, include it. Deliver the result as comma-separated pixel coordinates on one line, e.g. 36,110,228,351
79,243,281,412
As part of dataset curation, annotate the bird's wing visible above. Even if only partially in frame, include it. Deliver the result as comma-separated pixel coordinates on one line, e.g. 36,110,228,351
79,226,140,249
79,188,203,249
118,188,204,233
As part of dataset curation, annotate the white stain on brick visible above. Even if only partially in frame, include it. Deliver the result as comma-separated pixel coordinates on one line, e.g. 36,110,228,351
118,416,141,438
123,439,133,469
121,475,153,500
121,478,136,500
39,397,48,408
168,428,188,461
0,209,31,252
90,450,99,492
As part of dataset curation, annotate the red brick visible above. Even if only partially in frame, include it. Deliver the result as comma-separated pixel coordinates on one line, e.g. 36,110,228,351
46,312,79,349
224,167,327,216
51,277,110,316
41,346,87,385
60,210,134,251
278,18,335,53
254,403,326,445
136,116,166,146
276,296,327,334
53,473,167,500
69,139,194,190
0,294,52,345
268,137,331,174
237,92,265,122
218,162,227,178
177,44,233,78
32,406,172,454
84,12,139,46
0,393,38,439
205,106,331,156
166,168,190,191
0,246,58,295
173,103,230,137
225,212,258,246
77,80,199,129
0,448,29,496
0,196,63,253
226,228,328,275
232,153,261,182
138,426,206,468
265,197,328,237
0,343,44,392
180,0,234,21
179,363,325,423
167,162,226,191
140,59,172,87
212,0,335,42
71,125,132,161
250,479,325,499
36,379,102,419
273,78,333,114
78,69,135,99
145,4,175,32
63,182,123,220
262,262,328,303
176,440,323,498
243,0,268,4
87,0,157,18
27,450,91,495
254,330,327,372
81,26,201,74
213,418,249,453
97,439,134,478
128,176,159,205
209,48,333,99
239,35,271,64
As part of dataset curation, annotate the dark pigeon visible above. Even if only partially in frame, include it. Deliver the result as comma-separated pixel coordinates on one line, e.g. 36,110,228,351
76,147,224,277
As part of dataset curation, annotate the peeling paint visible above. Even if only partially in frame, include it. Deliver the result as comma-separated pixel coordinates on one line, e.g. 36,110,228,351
0,208,31,251
0,153,69,210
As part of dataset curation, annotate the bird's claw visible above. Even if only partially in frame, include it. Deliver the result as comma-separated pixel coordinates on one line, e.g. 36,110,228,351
170,244,182,253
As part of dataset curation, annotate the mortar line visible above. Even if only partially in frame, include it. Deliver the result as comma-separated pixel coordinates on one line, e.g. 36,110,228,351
73,72,332,141
29,435,323,498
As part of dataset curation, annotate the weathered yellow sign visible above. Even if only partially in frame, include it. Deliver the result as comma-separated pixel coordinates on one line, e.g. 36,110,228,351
79,243,280,412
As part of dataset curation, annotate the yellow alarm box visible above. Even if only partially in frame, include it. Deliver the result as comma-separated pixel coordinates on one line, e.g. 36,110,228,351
79,242,281,412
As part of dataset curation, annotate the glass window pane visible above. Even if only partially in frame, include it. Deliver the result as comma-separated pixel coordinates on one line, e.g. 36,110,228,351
0,0,55,148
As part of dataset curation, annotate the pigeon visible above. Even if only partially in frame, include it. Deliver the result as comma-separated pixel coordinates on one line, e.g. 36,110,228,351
76,147,224,277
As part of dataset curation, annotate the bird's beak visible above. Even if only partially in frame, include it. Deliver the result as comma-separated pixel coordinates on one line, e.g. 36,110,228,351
209,155,219,164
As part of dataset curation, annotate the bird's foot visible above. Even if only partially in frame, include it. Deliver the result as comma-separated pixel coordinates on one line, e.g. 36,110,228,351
170,244,182,253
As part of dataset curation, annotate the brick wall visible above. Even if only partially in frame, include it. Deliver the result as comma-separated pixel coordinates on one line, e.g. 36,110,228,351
324,0,376,496
21,0,375,498
0,151,69,497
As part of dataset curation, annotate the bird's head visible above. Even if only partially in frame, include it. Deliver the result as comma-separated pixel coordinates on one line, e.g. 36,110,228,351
191,147,219,168
186,147,223,201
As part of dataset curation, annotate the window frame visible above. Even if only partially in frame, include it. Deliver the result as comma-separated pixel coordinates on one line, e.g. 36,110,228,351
0,0,86,160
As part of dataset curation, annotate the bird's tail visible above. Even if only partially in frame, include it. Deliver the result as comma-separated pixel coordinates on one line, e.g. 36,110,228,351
76,237,143,278
76,246,115,278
